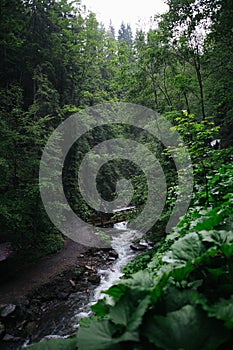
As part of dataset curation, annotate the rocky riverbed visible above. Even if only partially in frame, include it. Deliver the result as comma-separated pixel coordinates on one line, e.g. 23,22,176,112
0,222,151,350
0,246,118,350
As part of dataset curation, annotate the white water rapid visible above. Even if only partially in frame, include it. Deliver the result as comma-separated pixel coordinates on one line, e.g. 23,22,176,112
71,222,142,326
93,222,141,300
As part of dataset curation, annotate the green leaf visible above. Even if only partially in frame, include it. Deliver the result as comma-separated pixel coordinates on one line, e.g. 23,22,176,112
77,291,151,350
109,294,150,329
208,296,233,328
201,231,233,257
27,337,77,350
221,244,233,258
171,232,204,262
144,305,228,350
103,284,127,301
201,230,233,246
77,320,116,350
123,270,155,291
127,296,150,332
91,299,109,317
109,295,132,326
170,261,194,282
77,318,139,350
151,272,170,304
164,287,201,312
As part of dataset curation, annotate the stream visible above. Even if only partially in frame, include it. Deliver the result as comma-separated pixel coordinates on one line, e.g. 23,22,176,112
22,222,143,347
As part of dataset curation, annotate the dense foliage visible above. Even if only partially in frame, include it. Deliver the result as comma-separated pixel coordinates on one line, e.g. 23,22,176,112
1,0,233,348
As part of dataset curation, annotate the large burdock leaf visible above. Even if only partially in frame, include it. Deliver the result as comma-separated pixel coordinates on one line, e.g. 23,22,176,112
27,337,77,350
201,230,233,246
201,230,233,257
208,296,233,328
127,296,150,332
171,232,204,262
144,305,229,350
91,298,109,317
103,284,127,301
77,318,140,350
109,295,150,330
77,320,117,350
164,287,201,313
77,295,150,350
170,261,194,282
123,270,155,291
109,295,132,326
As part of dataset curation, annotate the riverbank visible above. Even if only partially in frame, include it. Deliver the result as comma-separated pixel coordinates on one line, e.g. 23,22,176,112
0,240,87,304
0,240,118,349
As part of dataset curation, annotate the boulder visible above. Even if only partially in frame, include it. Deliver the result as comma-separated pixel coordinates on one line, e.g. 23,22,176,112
0,304,16,317
130,243,147,251
108,250,118,259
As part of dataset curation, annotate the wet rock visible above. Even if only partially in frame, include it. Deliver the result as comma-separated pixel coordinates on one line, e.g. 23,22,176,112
88,274,101,284
130,243,147,251
109,250,118,259
0,304,16,317
0,322,5,338
2,333,21,342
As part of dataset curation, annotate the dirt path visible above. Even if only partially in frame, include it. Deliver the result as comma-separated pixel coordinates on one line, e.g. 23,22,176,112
0,240,88,304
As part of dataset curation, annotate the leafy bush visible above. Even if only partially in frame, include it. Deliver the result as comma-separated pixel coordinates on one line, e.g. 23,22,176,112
74,225,233,349
74,163,233,350
122,251,154,278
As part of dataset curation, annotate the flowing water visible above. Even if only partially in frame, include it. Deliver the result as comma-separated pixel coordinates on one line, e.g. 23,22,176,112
63,222,142,332
22,222,143,346
92,222,141,301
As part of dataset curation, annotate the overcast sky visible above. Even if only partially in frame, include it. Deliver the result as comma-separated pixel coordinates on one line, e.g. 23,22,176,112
83,0,168,32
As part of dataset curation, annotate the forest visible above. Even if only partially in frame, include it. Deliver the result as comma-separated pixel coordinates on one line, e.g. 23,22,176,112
0,0,233,349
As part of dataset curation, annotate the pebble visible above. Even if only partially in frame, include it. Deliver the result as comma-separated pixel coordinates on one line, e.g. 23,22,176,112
109,250,119,259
